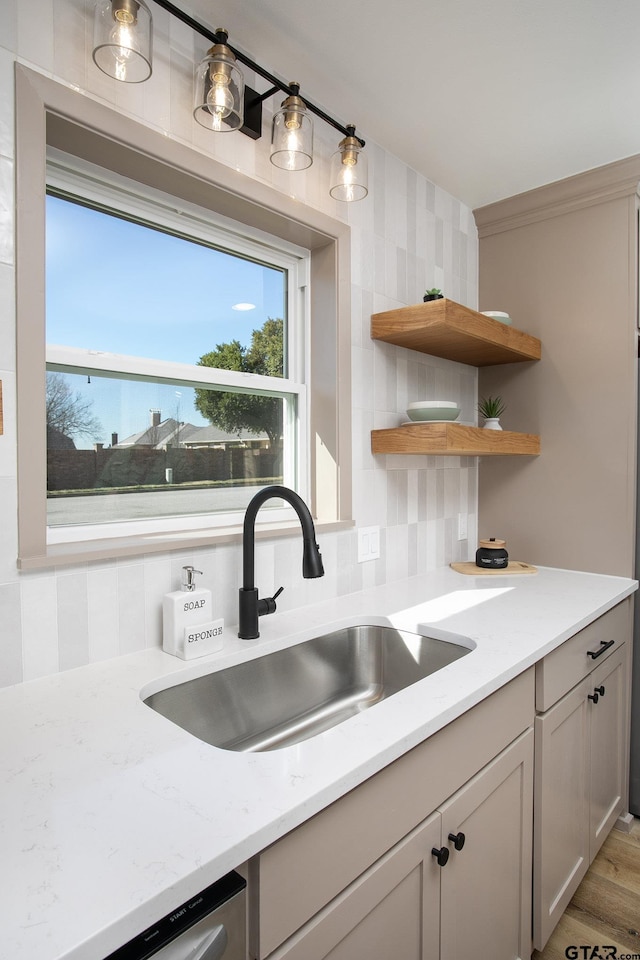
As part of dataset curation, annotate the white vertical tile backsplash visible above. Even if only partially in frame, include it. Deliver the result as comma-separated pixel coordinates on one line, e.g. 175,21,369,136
117,563,146,656
0,371,16,478
143,557,173,649
57,571,90,671
0,479,19,585
17,0,55,71
21,573,60,680
0,157,15,266
0,582,22,686
0,48,15,160
87,563,120,663
0,0,479,687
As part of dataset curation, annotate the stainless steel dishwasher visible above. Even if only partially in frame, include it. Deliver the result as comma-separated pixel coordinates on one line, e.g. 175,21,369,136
104,871,246,960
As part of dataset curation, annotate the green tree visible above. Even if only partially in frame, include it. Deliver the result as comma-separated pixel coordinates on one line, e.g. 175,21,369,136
194,318,284,445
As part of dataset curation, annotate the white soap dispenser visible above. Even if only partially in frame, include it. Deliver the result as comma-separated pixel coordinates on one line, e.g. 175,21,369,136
162,565,224,660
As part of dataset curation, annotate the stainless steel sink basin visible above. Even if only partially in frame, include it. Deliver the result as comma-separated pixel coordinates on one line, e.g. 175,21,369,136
143,624,472,752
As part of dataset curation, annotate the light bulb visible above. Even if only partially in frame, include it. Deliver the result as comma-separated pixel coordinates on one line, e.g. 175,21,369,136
207,78,234,122
279,129,303,169
284,110,302,131
338,163,357,202
109,19,140,81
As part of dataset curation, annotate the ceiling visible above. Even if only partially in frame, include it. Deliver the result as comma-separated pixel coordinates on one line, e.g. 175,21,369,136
184,0,640,210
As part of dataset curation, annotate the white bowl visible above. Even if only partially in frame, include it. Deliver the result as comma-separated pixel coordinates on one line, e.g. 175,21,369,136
406,402,461,422
481,311,512,325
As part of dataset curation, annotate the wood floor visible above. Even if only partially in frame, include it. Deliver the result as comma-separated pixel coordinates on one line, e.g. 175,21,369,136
533,820,640,959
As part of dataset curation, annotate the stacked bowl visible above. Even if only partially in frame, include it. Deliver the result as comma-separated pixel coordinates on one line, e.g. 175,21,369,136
405,401,461,423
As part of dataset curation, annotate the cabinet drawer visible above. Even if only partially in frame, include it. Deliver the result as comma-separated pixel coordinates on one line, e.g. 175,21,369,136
535,599,630,712
250,667,534,959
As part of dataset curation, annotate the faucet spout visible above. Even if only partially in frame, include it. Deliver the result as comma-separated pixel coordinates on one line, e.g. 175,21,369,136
239,485,324,640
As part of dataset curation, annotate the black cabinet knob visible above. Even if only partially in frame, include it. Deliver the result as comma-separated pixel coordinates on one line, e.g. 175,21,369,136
588,692,599,704
432,846,449,867
595,685,605,697
448,831,466,851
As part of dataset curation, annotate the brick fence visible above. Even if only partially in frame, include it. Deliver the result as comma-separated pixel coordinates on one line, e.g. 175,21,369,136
47,446,281,491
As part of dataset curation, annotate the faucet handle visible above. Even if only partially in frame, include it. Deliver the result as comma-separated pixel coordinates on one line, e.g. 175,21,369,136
259,586,284,617
267,585,284,612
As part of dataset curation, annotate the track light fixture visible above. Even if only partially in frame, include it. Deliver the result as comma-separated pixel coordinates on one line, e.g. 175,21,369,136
93,0,152,83
91,0,368,200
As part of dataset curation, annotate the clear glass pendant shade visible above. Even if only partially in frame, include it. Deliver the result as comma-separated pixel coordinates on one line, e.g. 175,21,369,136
270,92,313,170
329,133,368,201
194,41,244,132
92,0,152,83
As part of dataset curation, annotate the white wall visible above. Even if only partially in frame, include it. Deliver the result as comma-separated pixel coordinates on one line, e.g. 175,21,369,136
0,0,479,687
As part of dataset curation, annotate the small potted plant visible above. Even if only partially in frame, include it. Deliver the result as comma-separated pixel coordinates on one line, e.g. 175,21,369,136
423,288,443,302
477,395,505,431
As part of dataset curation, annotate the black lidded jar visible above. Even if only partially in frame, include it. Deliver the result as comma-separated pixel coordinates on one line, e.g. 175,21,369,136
475,538,509,569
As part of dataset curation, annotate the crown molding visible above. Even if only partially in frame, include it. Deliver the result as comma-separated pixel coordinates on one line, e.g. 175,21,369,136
474,155,640,237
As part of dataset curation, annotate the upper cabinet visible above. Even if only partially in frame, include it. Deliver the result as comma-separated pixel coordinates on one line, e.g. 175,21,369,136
370,298,541,457
370,298,541,367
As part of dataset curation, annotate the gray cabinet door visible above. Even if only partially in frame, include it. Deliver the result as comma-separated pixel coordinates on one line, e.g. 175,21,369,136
270,812,441,960
439,729,534,960
533,639,629,952
589,642,627,858
533,681,590,950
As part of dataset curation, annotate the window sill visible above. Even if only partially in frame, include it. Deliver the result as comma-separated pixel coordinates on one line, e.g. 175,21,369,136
17,519,355,570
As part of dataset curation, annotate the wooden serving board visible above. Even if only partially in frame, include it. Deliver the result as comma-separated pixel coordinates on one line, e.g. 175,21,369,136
451,560,538,576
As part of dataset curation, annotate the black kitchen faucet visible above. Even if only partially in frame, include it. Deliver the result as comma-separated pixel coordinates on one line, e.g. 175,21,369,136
238,485,324,639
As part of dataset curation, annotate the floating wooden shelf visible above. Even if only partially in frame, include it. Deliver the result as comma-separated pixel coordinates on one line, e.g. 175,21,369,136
371,423,540,457
371,298,541,366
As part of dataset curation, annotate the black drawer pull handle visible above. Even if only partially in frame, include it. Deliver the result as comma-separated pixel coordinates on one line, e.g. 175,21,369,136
594,685,605,697
587,639,615,660
448,831,466,851
432,846,449,867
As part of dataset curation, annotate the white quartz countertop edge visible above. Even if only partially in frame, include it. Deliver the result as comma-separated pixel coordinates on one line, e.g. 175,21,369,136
1,564,636,960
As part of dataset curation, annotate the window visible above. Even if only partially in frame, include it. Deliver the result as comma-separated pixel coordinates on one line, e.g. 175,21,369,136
15,65,352,566
45,155,308,541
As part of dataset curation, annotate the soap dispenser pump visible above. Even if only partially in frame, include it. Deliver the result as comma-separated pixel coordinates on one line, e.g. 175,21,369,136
162,565,224,660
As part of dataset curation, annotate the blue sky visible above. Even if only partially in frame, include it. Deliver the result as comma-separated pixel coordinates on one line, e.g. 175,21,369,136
46,195,286,446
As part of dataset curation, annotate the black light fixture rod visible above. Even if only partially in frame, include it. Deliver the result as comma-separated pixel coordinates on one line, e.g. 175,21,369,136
248,85,280,107
150,0,221,46
150,0,365,147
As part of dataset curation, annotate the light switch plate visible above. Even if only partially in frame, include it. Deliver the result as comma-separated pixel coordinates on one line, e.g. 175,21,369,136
358,525,381,562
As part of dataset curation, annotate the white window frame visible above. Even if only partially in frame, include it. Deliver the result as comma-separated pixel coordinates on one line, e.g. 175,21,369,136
45,154,310,542
15,64,352,568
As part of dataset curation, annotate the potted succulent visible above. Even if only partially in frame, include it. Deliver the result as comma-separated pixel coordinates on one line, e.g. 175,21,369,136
423,288,443,302
478,395,505,431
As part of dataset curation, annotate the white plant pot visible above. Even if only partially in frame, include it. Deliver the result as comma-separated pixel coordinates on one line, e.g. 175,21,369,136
482,418,502,431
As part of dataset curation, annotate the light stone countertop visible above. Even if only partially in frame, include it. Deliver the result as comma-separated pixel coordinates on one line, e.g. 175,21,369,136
1,565,636,960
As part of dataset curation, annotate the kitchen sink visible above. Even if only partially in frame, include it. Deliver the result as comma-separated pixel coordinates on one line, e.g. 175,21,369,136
143,623,472,752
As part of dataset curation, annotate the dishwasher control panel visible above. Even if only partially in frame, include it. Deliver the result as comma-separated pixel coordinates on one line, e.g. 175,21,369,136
104,870,246,960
